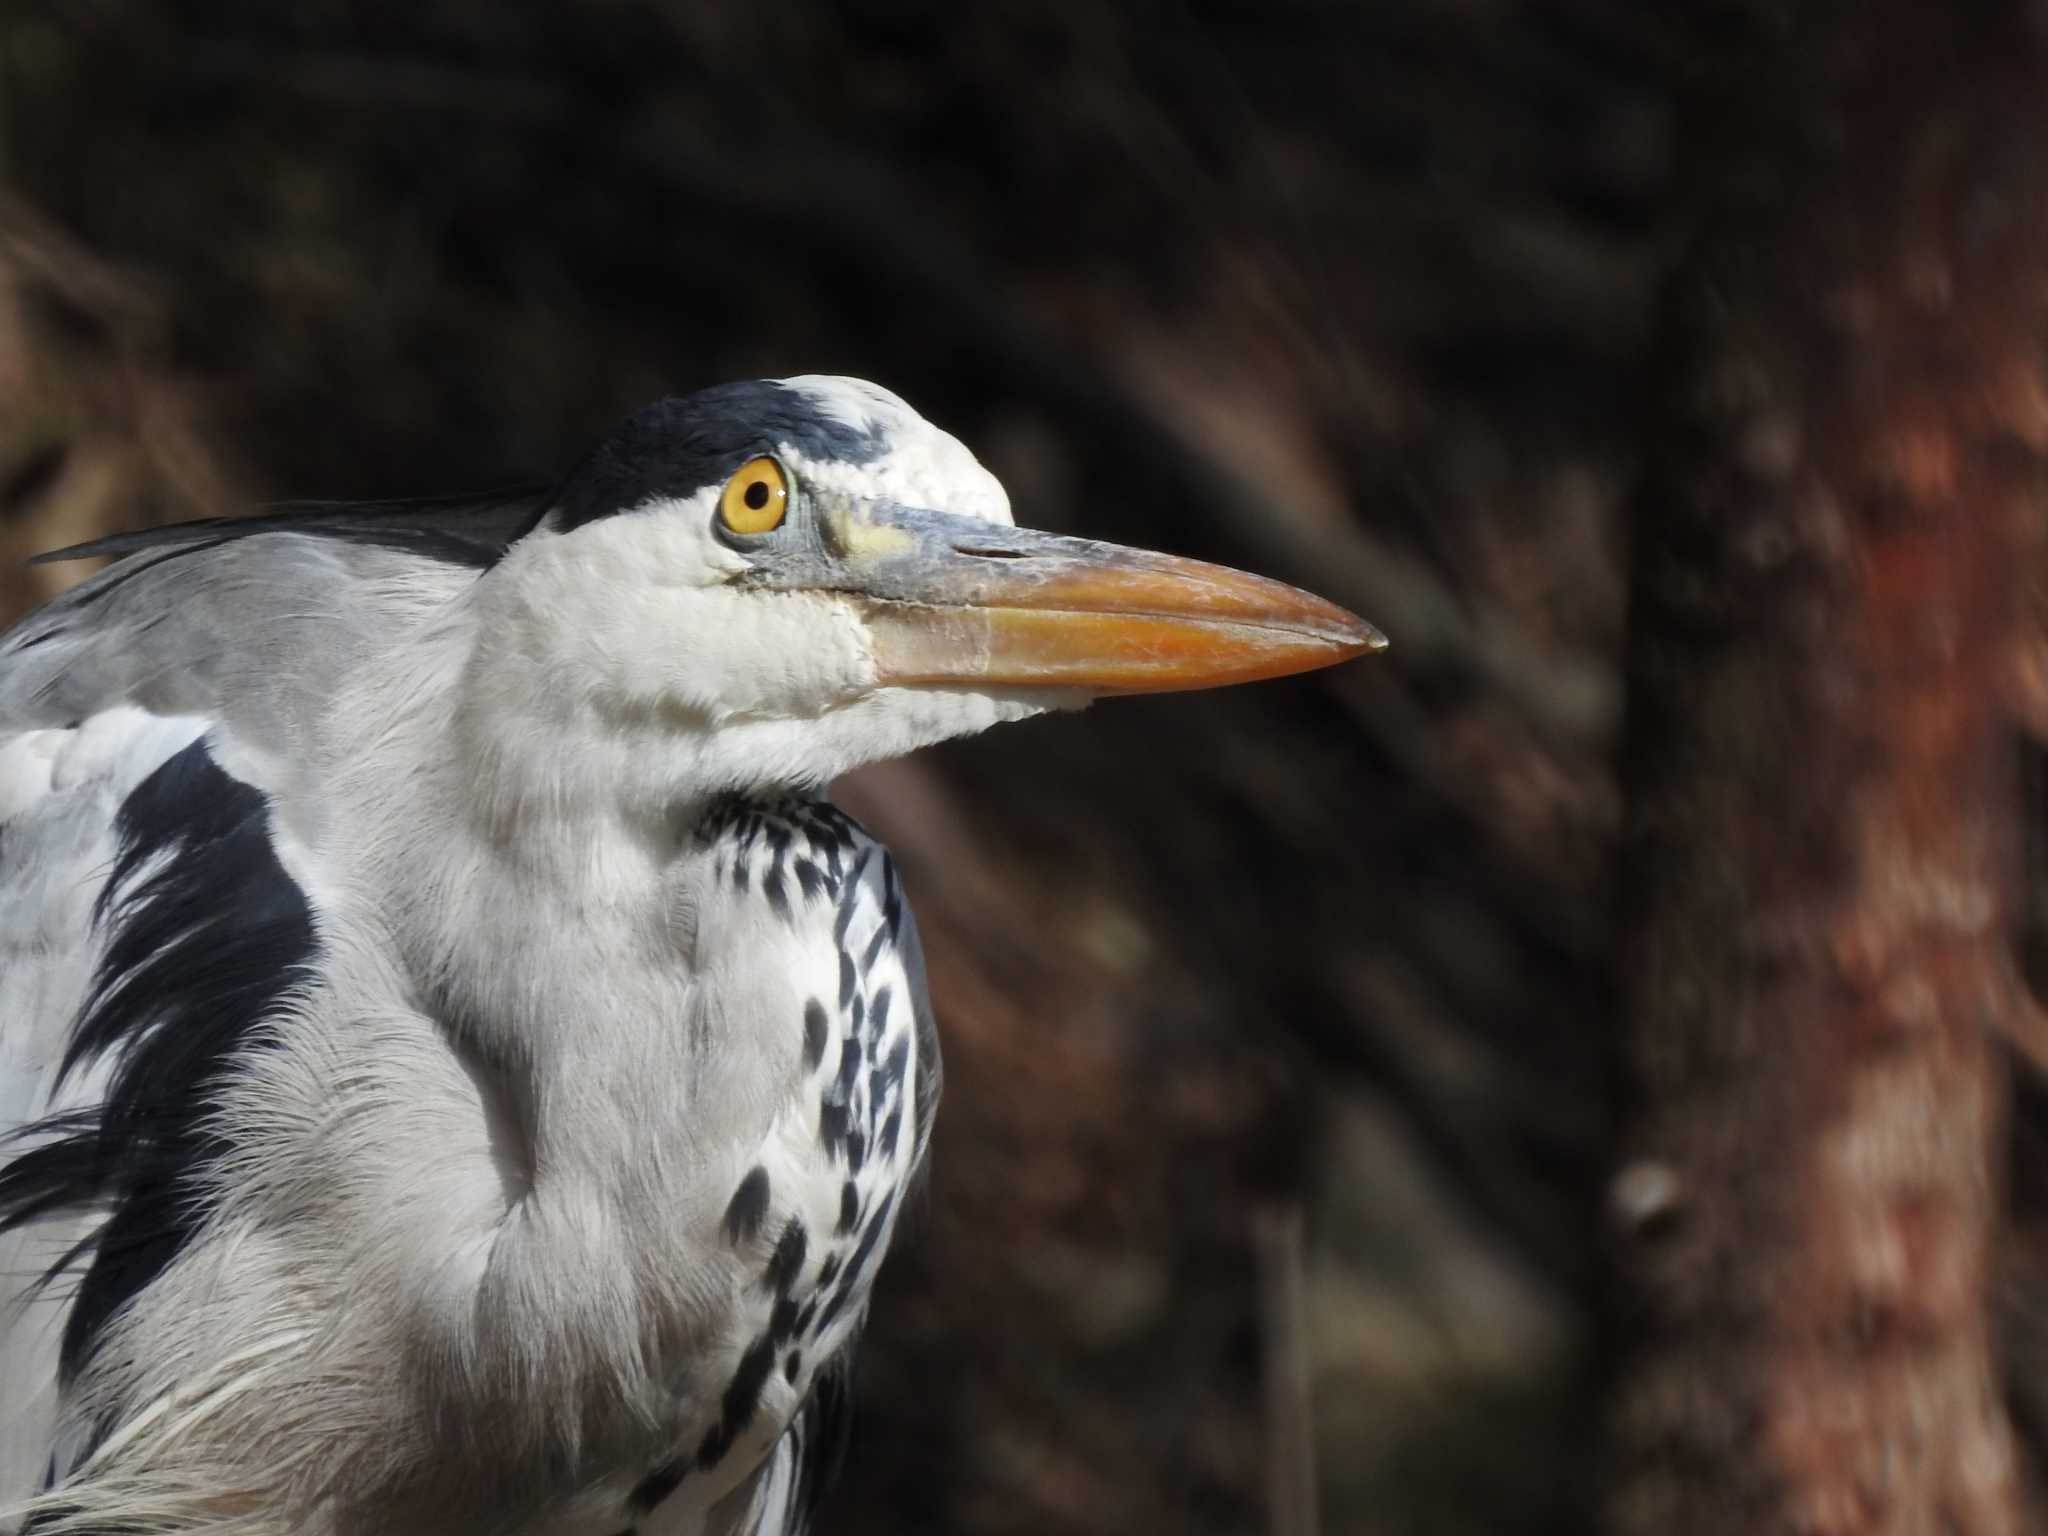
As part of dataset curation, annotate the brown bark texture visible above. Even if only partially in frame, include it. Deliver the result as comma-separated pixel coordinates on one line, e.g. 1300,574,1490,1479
1608,6,2048,1534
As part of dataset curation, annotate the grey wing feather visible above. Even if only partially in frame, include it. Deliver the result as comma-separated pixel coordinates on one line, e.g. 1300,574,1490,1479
0,523,487,1511
0,521,488,1101
897,904,943,1168
1,525,480,761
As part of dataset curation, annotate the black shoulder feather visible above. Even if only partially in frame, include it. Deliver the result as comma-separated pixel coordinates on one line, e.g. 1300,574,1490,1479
0,738,316,1383
28,487,550,573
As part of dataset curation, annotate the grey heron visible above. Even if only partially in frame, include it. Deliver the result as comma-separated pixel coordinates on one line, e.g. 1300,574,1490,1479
0,376,1379,1536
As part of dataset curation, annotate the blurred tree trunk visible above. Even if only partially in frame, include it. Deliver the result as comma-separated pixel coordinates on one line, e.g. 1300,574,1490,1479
1606,4,2048,1532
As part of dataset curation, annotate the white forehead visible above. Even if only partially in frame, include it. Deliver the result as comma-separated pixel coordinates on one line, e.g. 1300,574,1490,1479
774,375,1013,528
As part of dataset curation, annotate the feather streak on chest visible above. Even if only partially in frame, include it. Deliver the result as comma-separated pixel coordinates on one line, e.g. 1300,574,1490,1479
626,799,931,1526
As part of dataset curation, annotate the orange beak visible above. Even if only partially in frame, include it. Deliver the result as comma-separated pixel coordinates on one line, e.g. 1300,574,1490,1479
817,500,1382,695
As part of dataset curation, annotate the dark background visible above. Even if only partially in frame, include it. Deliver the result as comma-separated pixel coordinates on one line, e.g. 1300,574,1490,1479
0,5,1666,1532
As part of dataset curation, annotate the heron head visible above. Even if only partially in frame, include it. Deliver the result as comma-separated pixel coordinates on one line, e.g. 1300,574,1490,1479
475,376,1381,797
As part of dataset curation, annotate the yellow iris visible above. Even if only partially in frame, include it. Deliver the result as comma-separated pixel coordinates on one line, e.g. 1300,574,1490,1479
719,457,789,535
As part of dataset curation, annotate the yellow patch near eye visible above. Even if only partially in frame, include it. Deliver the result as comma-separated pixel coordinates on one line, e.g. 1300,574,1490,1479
820,497,915,559
719,457,789,535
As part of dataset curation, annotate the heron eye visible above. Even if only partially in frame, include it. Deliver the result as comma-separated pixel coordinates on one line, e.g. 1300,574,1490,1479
719,457,789,535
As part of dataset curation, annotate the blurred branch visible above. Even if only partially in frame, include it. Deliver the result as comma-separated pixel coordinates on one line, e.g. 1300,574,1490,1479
1256,1207,1318,1536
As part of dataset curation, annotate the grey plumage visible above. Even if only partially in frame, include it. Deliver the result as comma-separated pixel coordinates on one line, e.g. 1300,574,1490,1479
0,376,1377,1535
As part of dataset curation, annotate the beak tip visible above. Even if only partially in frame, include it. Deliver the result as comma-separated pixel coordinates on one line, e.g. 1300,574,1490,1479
1352,619,1390,655
1318,603,1387,660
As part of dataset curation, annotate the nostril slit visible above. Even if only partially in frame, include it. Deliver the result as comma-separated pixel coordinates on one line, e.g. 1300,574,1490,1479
954,545,1028,560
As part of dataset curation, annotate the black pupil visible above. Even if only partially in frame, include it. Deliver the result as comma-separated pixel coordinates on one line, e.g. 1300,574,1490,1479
743,478,772,511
